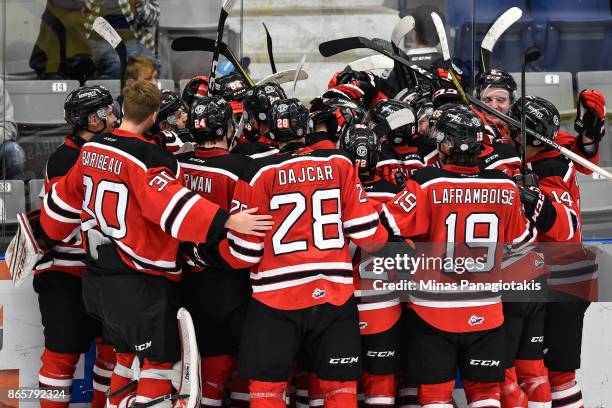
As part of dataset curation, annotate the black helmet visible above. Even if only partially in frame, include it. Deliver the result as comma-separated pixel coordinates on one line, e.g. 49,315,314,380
157,90,186,127
395,85,434,126
340,124,381,173
309,91,364,141
365,99,416,146
181,76,209,108
64,85,113,129
475,69,517,102
214,73,249,102
268,98,310,142
188,95,234,143
509,95,560,146
430,104,485,157
244,82,287,122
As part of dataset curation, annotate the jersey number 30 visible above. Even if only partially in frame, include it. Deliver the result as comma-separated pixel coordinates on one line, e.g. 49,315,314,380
83,176,128,239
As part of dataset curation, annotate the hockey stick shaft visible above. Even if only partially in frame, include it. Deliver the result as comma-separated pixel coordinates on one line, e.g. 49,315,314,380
468,96,612,180
209,0,238,95
481,7,523,72
92,17,127,92
262,22,277,74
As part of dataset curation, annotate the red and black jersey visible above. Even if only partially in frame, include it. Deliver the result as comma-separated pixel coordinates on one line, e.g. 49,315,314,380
528,149,597,299
232,135,279,158
478,141,522,177
40,128,229,281
36,135,88,277
375,144,425,182
307,131,337,151
382,165,533,333
415,136,442,168
352,176,403,335
556,130,600,175
218,143,388,310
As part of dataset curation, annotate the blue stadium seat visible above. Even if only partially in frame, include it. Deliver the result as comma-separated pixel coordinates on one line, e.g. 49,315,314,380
447,0,528,29
530,0,611,21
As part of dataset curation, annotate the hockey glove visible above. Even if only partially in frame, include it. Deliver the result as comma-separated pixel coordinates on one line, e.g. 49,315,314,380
575,89,606,143
513,172,539,189
518,185,556,232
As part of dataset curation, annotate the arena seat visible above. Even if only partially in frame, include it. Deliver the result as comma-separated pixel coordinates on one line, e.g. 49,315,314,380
576,169,612,239
0,180,26,224
446,0,528,29
576,71,612,114
530,0,611,21
28,179,45,211
179,79,190,95
5,80,79,125
510,72,575,115
84,79,176,97
159,79,176,92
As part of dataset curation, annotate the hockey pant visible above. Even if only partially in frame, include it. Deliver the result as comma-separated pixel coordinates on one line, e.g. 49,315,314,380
39,339,115,408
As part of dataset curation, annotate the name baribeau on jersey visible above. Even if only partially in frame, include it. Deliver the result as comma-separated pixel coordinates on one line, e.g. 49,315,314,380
278,164,334,185
81,151,123,175
432,187,516,205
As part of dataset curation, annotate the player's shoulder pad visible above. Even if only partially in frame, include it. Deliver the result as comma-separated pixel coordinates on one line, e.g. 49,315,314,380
92,132,179,175
46,142,81,180
182,152,253,179
477,168,515,181
409,166,449,185
365,178,403,195
531,155,572,180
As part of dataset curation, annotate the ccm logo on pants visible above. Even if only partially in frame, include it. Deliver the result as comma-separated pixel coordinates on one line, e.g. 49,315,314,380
469,359,500,366
531,336,544,343
366,351,396,358
135,341,152,351
329,357,359,364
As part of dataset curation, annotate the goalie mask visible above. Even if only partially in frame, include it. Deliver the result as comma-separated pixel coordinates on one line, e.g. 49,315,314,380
188,96,234,144
365,99,417,146
268,98,310,142
509,95,560,146
244,82,287,122
340,124,381,173
64,85,114,131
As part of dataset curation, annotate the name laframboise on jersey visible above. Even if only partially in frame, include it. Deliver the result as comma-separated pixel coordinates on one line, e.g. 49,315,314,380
432,187,515,205
277,165,335,185
81,151,123,175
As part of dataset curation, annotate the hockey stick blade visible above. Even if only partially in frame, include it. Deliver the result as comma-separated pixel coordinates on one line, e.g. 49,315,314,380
348,55,394,72
468,95,612,180
319,37,368,57
256,69,308,86
92,17,127,91
481,7,522,72
293,54,307,94
391,15,415,49
262,22,277,74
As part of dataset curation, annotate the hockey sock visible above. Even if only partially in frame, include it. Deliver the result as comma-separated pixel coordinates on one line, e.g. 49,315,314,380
200,355,235,407
463,379,501,408
230,376,251,407
500,367,528,408
39,348,78,408
362,372,396,407
548,371,583,408
136,359,175,406
515,359,551,408
249,380,287,408
317,379,358,408
92,341,116,408
396,381,419,408
108,353,137,408
309,373,324,407
418,380,455,408
293,371,310,408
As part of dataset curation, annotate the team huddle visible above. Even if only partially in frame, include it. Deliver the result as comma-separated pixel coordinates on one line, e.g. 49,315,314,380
15,16,607,408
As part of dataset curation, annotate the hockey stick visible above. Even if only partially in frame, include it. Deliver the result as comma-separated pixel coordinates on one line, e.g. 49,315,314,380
431,12,469,104
208,0,238,95
520,46,542,174
171,36,254,86
293,54,307,95
468,96,612,180
262,22,277,74
255,69,308,86
391,15,417,87
319,37,433,81
92,17,127,92
481,7,523,73
348,55,394,72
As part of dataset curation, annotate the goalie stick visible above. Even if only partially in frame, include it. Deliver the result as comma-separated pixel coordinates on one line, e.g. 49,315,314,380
209,0,238,96
92,17,127,92
481,7,523,73
255,69,308,86
262,22,277,74
171,36,254,86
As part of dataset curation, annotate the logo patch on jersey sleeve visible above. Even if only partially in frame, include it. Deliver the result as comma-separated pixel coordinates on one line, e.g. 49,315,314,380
312,288,326,299
468,315,485,326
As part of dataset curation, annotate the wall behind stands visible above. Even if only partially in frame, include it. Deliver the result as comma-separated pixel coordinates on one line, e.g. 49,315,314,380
1,245,612,406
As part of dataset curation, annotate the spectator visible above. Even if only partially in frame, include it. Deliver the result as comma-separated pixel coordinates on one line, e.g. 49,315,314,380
88,0,161,79
111,55,159,123
0,79,26,180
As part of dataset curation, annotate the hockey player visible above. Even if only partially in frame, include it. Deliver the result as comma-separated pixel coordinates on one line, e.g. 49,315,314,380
340,124,403,408
234,82,285,158
38,80,273,408
211,98,388,407
308,89,364,150
509,96,598,408
178,95,253,408
149,90,193,154
382,104,534,408
35,85,117,408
